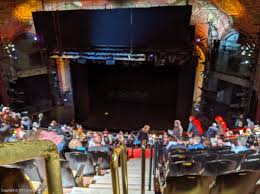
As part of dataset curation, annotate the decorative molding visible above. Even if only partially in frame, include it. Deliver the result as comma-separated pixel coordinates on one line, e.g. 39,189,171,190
16,66,48,78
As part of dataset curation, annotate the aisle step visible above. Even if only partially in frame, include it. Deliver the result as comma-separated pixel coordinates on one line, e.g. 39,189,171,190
68,158,155,194
69,187,155,194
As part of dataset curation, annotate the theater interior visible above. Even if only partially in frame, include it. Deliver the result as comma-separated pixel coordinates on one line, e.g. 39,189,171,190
1,0,260,194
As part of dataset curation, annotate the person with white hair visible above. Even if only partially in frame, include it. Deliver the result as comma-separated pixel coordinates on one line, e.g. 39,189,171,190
246,118,254,130
168,120,183,138
205,123,219,138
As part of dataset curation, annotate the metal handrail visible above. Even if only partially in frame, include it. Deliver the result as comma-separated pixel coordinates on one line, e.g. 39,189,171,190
141,142,146,194
111,144,128,194
0,140,62,194
148,144,153,191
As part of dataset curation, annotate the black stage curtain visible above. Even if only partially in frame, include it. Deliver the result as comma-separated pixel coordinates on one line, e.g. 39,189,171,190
70,61,195,130
33,6,193,50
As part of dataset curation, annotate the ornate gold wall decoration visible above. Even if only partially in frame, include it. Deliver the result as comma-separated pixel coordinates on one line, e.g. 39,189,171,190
13,0,41,21
213,0,244,16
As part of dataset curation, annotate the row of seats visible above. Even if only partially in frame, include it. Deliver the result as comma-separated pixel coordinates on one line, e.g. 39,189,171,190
0,148,112,193
162,147,260,194
164,170,260,194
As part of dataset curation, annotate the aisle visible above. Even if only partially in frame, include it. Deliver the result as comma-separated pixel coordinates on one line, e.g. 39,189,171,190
69,158,154,194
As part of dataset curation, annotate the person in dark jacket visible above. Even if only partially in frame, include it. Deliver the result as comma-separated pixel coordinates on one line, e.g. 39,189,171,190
138,124,150,143
205,123,219,138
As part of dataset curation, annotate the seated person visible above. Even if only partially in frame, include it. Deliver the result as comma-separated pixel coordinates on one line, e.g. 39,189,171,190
231,136,249,153
68,138,86,151
27,129,65,153
188,136,205,150
168,120,183,138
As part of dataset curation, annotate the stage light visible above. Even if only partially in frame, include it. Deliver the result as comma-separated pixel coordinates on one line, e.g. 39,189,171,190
241,51,246,55
12,48,15,51
244,60,249,64
104,112,109,116
33,36,38,41
195,38,201,43
9,55,12,57
5,46,8,49
248,53,252,57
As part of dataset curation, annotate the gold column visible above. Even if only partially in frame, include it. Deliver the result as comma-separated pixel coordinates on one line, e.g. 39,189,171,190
193,45,206,104
0,140,63,194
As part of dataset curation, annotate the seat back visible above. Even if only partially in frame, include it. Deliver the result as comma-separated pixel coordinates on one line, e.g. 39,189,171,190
164,175,214,194
65,152,95,176
193,153,219,166
88,147,111,170
220,153,245,168
60,160,76,188
203,159,237,176
238,149,257,156
167,161,202,177
169,154,192,163
210,170,260,194
247,154,260,161
240,159,260,170
14,160,42,182
0,166,34,194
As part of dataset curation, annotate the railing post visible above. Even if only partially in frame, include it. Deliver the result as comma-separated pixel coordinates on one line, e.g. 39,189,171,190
153,140,158,176
141,142,146,194
121,146,128,194
111,145,128,194
148,144,153,191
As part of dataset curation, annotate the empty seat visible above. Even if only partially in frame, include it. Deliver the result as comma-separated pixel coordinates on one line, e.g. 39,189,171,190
88,147,111,170
169,154,192,163
14,160,42,182
167,161,202,177
193,153,219,166
210,170,260,194
164,174,214,194
220,153,245,168
168,148,188,155
60,160,76,188
203,159,237,176
207,146,231,153
247,154,260,161
240,159,260,170
65,152,95,176
238,149,257,156
0,166,34,194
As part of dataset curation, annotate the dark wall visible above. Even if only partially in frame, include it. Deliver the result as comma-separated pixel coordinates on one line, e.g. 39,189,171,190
176,61,196,128
10,75,51,111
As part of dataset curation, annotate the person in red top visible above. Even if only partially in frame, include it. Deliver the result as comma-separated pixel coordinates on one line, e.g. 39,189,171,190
215,115,227,135
187,115,203,137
